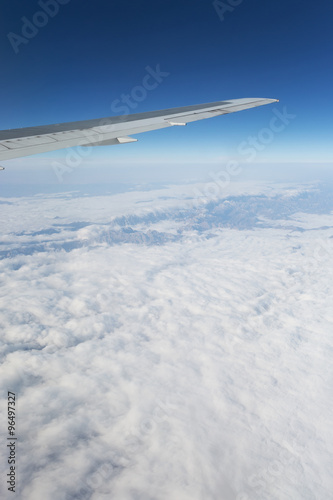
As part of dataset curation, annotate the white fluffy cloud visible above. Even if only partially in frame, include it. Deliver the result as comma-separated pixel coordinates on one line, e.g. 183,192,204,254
0,180,332,499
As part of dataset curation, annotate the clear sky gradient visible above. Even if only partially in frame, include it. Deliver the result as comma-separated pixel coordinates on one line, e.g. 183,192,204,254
0,0,332,172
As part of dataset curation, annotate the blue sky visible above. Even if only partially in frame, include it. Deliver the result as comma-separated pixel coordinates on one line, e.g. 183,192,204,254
0,0,332,176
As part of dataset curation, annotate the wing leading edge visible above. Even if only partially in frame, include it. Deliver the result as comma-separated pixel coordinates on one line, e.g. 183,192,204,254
0,97,278,162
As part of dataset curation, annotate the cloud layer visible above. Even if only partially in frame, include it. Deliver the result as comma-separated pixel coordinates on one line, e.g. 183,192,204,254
0,180,332,499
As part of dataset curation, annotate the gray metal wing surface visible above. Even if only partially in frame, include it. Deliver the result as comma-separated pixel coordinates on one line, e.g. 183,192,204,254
0,97,278,162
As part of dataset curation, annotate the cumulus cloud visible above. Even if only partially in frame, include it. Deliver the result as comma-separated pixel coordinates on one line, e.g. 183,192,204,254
0,180,332,499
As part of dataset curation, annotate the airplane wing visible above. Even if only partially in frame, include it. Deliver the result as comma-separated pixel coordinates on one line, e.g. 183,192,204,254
0,97,278,162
